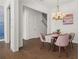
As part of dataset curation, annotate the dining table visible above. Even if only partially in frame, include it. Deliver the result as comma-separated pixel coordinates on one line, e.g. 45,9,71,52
45,32,60,51
46,32,59,40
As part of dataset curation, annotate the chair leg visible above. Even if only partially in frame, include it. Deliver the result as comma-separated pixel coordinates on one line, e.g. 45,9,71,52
52,44,56,51
40,42,44,49
51,39,56,51
71,42,73,48
48,43,51,51
59,47,61,57
69,42,73,48
64,47,69,57
68,44,72,57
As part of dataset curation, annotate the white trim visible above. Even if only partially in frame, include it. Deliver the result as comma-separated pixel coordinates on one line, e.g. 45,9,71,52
72,40,78,44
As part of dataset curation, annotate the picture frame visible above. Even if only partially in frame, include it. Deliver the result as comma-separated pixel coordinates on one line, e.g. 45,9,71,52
63,13,73,24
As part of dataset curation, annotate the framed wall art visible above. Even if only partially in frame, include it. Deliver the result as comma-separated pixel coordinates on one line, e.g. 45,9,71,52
63,13,73,25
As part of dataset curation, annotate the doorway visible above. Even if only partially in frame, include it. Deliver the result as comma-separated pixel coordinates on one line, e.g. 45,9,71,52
7,6,11,46
23,6,47,40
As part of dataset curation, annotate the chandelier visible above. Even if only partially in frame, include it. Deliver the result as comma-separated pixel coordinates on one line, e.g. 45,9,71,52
53,0,65,20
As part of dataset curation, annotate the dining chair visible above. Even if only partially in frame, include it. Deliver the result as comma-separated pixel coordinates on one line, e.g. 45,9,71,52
39,33,54,50
69,33,75,48
45,34,54,50
39,33,46,49
54,34,70,57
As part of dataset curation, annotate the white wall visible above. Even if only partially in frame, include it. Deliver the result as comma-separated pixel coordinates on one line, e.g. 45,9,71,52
47,0,78,43
22,0,49,14
23,7,47,40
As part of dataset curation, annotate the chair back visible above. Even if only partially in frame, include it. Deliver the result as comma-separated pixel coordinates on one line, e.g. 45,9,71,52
39,33,45,42
45,34,53,43
70,33,75,41
55,34,69,47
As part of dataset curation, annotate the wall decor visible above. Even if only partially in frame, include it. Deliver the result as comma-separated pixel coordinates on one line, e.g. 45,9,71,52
0,6,4,39
63,13,73,24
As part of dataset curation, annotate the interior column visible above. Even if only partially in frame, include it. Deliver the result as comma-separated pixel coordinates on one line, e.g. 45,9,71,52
10,0,19,52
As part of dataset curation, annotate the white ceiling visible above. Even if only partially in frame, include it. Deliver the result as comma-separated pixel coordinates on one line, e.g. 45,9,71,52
0,0,5,5
24,0,75,9
0,0,8,6
0,0,76,8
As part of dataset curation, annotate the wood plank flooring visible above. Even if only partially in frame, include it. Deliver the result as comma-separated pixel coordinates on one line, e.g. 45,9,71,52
0,38,78,59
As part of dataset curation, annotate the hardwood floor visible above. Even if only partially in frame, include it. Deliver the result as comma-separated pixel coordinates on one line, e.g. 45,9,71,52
0,38,78,59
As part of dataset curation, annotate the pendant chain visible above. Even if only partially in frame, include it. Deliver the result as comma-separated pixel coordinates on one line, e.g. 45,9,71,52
57,0,59,12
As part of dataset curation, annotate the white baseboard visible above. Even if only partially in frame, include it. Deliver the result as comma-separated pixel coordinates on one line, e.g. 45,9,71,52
23,37,39,40
72,41,78,44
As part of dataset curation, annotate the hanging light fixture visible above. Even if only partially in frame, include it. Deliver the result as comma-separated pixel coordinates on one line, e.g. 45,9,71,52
53,0,65,20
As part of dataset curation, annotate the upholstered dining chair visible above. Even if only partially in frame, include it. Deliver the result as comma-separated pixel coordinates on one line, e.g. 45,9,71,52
69,33,75,48
39,33,54,49
39,33,46,49
54,34,70,57
45,34,54,50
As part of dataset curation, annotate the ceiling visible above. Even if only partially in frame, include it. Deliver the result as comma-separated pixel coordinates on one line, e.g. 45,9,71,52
24,0,75,9
0,0,8,6
0,0,5,5
0,0,76,8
